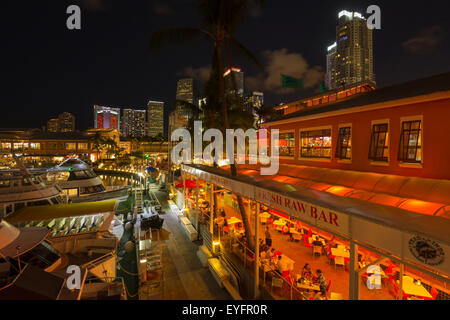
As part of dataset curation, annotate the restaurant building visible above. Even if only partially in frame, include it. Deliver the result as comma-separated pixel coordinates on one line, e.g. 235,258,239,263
177,72,450,300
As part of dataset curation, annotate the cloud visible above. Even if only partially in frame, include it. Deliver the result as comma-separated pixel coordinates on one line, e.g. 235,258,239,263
402,26,446,55
178,65,211,84
152,2,173,15
247,48,324,94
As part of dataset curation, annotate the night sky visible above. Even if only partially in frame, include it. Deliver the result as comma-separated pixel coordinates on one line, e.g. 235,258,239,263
1,0,449,133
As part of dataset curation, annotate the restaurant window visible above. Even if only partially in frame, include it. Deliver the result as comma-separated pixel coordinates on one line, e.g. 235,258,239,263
1,143,11,149
279,132,295,157
336,126,352,160
65,143,76,150
398,120,422,163
300,128,332,159
369,123,389,162
30,143,40,150
78,143,88,150
13,143,23,150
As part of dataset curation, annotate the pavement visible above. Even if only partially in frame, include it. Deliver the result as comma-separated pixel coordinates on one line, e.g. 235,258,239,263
151,188,231,300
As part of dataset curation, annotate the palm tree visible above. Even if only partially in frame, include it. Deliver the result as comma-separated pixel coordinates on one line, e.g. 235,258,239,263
150,0,266,250
89,132,106,162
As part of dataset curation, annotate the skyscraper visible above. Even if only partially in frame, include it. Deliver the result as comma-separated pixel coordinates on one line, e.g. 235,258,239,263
147,101,164,138
176,78,196,120
224,67,244,97
122,109,147,138
58,112,75,132
326,10,375,90
47,118,59,132
325,43,337,90
47,112,75,133
93,105,121,130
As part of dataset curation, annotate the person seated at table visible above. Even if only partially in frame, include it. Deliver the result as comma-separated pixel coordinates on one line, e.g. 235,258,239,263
276,255,287,275
313,269,327,294
219,208,226,218
301,263,312,281
269,248,277,261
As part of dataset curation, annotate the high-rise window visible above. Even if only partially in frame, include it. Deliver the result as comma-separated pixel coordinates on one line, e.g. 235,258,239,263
279,132,295,157
336,126,352,160
398,120,422,163
369,123,389,162
300,128,332,159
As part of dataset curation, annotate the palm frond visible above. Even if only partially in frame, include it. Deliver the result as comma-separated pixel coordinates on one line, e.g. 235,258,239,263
227,36,263,70
149,27,212,52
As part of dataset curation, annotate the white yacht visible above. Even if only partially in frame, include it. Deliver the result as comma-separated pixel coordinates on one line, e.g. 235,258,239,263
42,157,129,203
0,164,64,219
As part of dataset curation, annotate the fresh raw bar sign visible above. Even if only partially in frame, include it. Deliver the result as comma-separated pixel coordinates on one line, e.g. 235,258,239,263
255,187,349,236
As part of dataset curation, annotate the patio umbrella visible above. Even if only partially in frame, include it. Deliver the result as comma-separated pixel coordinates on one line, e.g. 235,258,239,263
174,179,203,189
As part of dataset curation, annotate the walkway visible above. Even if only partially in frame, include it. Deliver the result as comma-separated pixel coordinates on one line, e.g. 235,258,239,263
148,188,231,300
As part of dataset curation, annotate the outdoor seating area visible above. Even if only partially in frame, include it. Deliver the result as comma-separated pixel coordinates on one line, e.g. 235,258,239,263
177,169,450,301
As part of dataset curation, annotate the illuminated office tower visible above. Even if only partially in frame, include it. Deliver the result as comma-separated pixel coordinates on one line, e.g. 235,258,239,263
176,78,196,120
325,43,337,90
58,112,75,132
122,109,147,138
47,118,59,133
147,101,164,138
327,10,375,90
224,67,244,97
93,105,121,130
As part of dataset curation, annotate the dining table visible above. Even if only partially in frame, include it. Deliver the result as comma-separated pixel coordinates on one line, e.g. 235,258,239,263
331,247,350,258
398,276,432,299
273,219,287,226
297,280,320,291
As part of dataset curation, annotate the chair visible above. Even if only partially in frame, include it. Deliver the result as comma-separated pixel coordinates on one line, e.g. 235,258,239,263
293,233,302,242
334,256,345,270
276,225,283,232
303,234,313,248
326,280,332,297
281,270,291,280
424,287,439,300
313,246,322,258
260,217,267,224
330,292,343,300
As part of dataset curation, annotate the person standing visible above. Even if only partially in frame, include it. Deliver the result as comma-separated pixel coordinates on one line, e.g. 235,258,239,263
265,226,272,247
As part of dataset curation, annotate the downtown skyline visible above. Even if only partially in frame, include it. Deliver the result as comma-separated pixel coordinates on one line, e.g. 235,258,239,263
2,0,449,132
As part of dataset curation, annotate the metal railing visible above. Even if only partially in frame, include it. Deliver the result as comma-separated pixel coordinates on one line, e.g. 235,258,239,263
222,233,308,300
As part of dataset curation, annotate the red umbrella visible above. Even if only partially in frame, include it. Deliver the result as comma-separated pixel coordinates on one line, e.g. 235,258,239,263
175,179,203,189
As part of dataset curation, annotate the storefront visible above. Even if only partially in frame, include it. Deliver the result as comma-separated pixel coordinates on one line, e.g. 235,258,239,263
180,164,450,300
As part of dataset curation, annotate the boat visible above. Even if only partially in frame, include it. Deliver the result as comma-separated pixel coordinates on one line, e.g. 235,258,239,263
0,157,64,219
41,157,130,203
0,218,126,300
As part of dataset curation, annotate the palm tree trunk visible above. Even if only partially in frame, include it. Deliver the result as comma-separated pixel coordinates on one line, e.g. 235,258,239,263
217,38,254,251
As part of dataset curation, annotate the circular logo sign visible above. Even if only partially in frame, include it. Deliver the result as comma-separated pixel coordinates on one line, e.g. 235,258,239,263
409,236,445,266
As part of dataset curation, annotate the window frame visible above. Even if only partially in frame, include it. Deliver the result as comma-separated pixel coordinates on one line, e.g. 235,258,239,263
369,119,390,165
336,123,353,163
299,126,333,162
398,115,423,167
278,130,296,159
